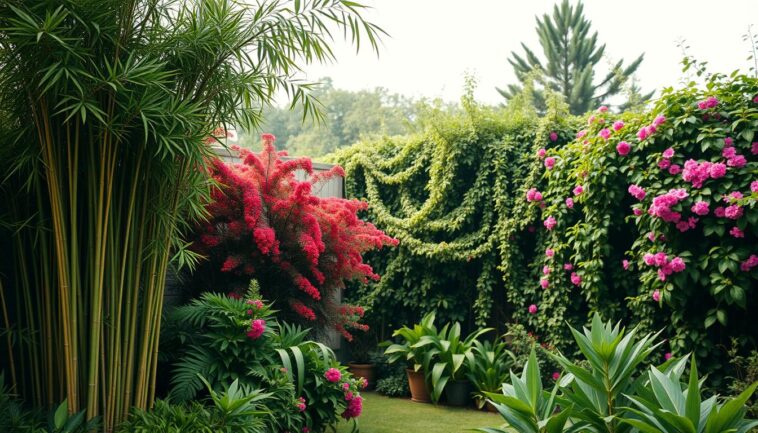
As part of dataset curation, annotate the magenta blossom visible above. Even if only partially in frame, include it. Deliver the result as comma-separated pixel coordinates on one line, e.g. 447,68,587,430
753,142,758,155
752,180,758,193
664,352,673,361
247,319,266,340
564,263,574,271
598,105,609,113
637,127,648,141
730,227,745,238
612,120,624,131
728,155,747,168
599,128,611,140
549,132,558,142
537,148,546,159
691,201,709,216
324,368,342,383
723,147,737,158
540,278,550,289
576,130,587,139
573,185,584,196
543,216,557,230
668,164,681,175
622,259,630,270
545,157,556,169
653,115,666,126
628,184,646,201
545,248,554,258
542,265,550,275
565,197,574,209
724,137,734,147
740,255,758,272
652,290,661,302
526,188,543,202
633,208,643,216
552,372,561,381
658,158,671,169
570,272,581,286
528,304,538,315
724,205,743,220
616,141,631,155
662,147,675,158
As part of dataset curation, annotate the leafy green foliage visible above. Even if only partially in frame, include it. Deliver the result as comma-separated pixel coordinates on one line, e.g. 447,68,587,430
384,312,441,372
375,373,410,398
499,0,650,114
466,338,517,409
481,315,758,433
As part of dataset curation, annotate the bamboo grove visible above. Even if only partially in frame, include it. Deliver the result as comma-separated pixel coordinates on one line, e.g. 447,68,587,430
0,0,382,430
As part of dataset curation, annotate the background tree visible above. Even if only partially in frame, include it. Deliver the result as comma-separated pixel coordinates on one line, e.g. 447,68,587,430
498,0,652,114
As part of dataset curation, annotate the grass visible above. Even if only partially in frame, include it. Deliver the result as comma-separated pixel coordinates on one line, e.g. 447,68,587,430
335,392,506,433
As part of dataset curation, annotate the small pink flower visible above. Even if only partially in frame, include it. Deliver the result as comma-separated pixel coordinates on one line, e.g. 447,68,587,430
725,205,743,220
668,164,681,175
540,278,550,289
753,142,758,155
653,115,666,126
662,147,675,158
613,120,624,131
652,290,661,302
565,197,574,209
246,309,253,315
570,272,581,286
303,427,310,433
247,319,266,340
343,383,350,391
728,155,747,168
637,127,648,141
528,304,538,315
643,253,655,265
730,226,745,238
658,158,671,169
647,232,656,242
628,184,646,201
552,372,561,381
754,95,758,103
261,133,277,143
576,130,587,139
545,157,556,169
664,352,672,361
709,163,727,179
599,128,611,140
723,147,737,158
691,201,709,216
616,141,631,155
573,185,584,196
537,148,547,159
544,216,557,230
724,137,734,147
622,259,630,270
752,180,758,193
542,265,551,275
549,132,558,142
670,257,686,272
324,368,342,383
563,263,574,271
633,208,643,216
598,105,609,113
545,248,554,258
714,206,725,217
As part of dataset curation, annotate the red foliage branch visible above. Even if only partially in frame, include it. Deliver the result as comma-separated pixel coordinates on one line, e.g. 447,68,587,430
192,134,397,337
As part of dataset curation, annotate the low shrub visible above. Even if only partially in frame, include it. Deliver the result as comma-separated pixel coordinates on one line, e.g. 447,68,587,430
375,373,410,398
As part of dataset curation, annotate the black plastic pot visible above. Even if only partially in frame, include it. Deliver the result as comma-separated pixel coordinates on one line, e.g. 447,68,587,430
444,379,471,406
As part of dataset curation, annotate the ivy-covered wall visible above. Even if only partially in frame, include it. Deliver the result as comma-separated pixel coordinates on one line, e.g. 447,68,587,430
334,74,757,382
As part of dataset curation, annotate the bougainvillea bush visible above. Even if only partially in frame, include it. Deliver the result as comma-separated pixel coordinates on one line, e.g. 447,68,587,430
188,134,397,338
162,286,366,433
507,71,757,382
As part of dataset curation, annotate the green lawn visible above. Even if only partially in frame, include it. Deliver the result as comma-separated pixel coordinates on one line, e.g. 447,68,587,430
336,392,506,433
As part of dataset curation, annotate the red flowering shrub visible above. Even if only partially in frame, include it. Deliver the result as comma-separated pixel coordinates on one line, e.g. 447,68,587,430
190,134,398,337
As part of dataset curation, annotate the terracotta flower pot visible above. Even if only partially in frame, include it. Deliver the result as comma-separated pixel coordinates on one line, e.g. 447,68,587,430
485,401,498,413
406,368,431,403
444,379,471,407
347,362,376,391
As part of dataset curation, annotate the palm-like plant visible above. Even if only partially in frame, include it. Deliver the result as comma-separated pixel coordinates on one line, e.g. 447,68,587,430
466,338,517,409
0,0,383,429
384,312,440,373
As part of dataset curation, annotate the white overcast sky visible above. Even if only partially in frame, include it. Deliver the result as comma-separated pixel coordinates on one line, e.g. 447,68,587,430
299,0,758,105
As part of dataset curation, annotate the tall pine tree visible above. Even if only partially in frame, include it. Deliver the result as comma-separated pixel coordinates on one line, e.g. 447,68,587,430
499,0,652,114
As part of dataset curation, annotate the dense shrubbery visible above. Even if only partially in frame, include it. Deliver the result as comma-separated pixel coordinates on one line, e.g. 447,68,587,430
161,285,365,433
338,73,758,388
187,135,397,338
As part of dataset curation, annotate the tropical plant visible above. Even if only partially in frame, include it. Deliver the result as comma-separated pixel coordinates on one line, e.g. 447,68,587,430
187,135,397,337
466,338,517,409
0,0,383,429
418,322,492,403
383,312,440,372
480,315,758,433
118,379,269,433
498,0,650,114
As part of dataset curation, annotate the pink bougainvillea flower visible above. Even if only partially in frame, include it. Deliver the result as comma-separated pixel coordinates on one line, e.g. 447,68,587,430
565,197,574,209
637,127,648,141
599,128,611,140
324,368,342,383
545,248,554,257
613,120,624,131
545,157,556,169
528,304,538,315
740,255,758,272
691,201,710,216
724,205,743,220
628,184,646,201
260,133,277,143
543,216,557,230
598,105,609,113
728,155,747,168
643,253,655,265
730,226,745,238
663,148,675,158
616,141,631,155
622,259,630,270
633,208,643,216
537,148,547,159
658,158,671,169
652,290,661,302
653,115,666,126
723,146,737,158
549,132,558,142
724,137,734,147
570,272,581,286
668,164,681,175
526,188,543,202
540,278,550,289
573,185,584,196
542,265,551,275
563,263,574,271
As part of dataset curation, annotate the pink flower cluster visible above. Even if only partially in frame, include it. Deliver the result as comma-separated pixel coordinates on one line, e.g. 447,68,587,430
246,299,264,309
537,148,546,159
628,184,646,200
637,115,666,141
544,216,557,230
697,96,719,110
570,272,581,286
526,188,543,202
545,157,556,169
675,217,698,233
691,201,710,216
730,227,744,238
528,304,538,315
342,394,363,419
682,160,725,188
573,185,584,196
247,319,266,339
652,289,661,302
613,120,624,131
643,252,686,281
324,368,342,383
599,128,611,140
565,197,574,208
752,180,758,193
545,248,554,258
741,255,758,272
648,189,688,223
296,396,307,412
616,141,631,156
722,141,747,168
540,278,550,289
721,193,744,220
549,132,558,142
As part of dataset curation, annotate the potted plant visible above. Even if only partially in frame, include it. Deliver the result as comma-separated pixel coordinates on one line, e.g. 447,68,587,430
466,337,516,410
420,322,492,406
347,336,378,390
384,312,439,403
